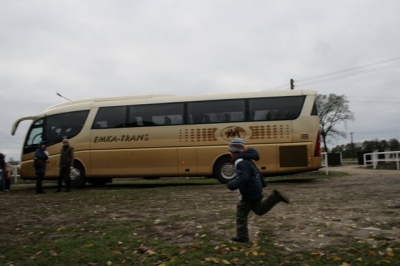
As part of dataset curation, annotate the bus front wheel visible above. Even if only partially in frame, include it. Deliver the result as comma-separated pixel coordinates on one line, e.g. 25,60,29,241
214,156,235,184
70,162,86,188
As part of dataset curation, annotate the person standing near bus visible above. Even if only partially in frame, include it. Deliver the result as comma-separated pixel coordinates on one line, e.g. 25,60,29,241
56,138,74,192
226,138,290,243
4,157,11,191
34,141,48,194
0,153,5,192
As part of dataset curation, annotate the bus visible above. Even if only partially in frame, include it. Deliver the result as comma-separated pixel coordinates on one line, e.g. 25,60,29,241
12,89,321,187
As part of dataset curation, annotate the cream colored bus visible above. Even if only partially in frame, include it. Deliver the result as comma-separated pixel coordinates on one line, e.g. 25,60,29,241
12,89,321,187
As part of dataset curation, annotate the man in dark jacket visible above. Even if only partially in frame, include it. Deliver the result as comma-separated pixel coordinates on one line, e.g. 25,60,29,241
0,153,5,192
34,141,49,194
226,138,290,243
56,138,74,192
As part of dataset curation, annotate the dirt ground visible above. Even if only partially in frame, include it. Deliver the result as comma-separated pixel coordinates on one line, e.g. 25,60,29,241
263,164,400,252
1,164,399,256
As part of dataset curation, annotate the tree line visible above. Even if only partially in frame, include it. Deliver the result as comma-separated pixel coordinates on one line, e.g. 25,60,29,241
330,138,400,159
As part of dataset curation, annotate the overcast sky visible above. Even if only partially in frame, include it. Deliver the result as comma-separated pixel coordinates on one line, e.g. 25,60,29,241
1,0,399,161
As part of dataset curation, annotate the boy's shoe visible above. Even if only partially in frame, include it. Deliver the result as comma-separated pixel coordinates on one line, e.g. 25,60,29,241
273,189,290,204
231,236,250,243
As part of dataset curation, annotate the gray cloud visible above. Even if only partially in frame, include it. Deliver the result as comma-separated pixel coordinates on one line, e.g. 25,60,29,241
1,0,400,160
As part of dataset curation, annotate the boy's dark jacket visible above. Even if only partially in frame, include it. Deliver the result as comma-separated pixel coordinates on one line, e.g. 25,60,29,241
227,147,266,202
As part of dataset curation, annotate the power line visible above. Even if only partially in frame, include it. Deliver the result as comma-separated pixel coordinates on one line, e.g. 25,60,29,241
349,100,400,103
347,96,400,99
0,132,22,144
297,56,400,82
271,56,400,90
296,62,400,87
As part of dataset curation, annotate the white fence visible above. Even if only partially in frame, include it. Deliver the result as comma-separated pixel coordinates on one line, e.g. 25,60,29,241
321,152,329,175
9,165,20,184
363,151,400,170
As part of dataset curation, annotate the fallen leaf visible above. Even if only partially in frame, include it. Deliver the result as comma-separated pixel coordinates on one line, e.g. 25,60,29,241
145,250,156,256
57,226,66,232
368,250,377,256
230,258,240,265
211,257,221,263
179,249,186,255
111,250,122,255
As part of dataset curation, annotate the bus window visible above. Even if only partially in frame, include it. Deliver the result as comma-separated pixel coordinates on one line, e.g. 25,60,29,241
188,99,245,124
23,110,89,154
25,119,44,153
249,96,305,121
129,103,184,127
311,100,318,116
93,106,127,128
45,110,89,145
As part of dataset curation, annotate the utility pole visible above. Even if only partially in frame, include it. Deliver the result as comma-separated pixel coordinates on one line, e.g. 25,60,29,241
290,79,294,90
350,132,355,161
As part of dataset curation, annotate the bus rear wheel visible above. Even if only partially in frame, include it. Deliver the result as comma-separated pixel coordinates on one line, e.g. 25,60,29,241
214,156,235,184
70,162,86,188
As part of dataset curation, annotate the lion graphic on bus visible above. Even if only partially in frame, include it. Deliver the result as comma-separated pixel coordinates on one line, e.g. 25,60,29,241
221,126,246,140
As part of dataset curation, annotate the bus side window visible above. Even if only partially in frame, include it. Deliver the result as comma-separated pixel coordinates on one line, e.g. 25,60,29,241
164,116,172,125
266,111,273,120
143,116,155,126
127,117,138,127
93,123,102,129
203,114,211,123
224,113,230,122
191,114,202,124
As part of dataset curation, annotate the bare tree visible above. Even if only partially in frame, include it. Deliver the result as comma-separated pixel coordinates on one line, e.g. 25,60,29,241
317,94,355,152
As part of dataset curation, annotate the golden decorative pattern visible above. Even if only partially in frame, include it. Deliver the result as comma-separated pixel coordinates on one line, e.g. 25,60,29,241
249,125,290,140
179,128,218,142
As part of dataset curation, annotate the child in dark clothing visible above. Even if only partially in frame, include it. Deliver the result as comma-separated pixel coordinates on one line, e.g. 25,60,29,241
226,138,290,243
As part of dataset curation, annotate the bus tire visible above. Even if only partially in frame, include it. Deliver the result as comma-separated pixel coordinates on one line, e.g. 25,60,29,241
214,156,235,184
70,162,86,188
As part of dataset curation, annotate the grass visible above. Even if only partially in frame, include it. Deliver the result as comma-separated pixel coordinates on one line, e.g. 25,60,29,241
1,170,399,266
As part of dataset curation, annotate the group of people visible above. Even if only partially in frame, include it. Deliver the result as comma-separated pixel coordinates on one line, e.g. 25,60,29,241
0,153,11,192
34,138,75,194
